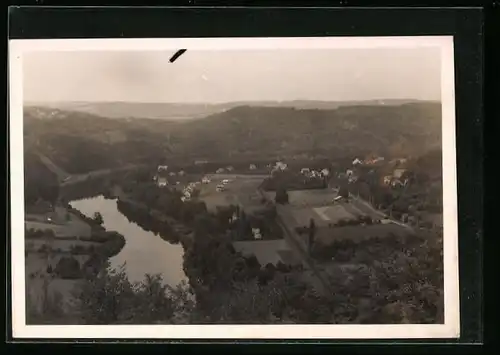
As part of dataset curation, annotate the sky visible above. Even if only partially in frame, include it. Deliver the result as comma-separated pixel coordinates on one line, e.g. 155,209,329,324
23,48,442,103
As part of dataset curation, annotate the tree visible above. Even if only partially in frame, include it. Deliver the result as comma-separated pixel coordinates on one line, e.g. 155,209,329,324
191,189,201,199
74,263,181,324
54,256,82,279
338,185,349,199
275,188,289,205
93,212,104,225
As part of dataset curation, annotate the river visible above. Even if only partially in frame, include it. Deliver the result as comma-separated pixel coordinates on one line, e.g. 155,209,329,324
70,196,187,287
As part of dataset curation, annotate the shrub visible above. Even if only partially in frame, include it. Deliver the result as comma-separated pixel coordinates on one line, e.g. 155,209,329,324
54,256,82,279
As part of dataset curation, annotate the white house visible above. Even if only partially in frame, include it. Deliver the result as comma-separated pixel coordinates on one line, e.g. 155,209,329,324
252,228,262,240
352,158,363,166
226,166,235,172
321,168,330,177
275,161,288,171
346,169,354,177
249,164,257,170
216,168,225,174
333,195,343,202
157,177,168,187
157,165,168,172
178,170,185,176
393,168,407,179
301,168,310,175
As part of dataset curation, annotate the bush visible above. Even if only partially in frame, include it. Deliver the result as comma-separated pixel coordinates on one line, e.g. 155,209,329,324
275,188,289,205
54,256,82,279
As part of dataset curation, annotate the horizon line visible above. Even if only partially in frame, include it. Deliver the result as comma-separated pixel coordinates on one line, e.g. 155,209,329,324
23,98,441,105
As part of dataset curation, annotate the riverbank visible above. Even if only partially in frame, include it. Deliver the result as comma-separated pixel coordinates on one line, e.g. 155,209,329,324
25,205,126,324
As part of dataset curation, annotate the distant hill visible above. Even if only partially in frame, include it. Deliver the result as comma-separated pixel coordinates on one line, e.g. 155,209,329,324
24,99,436,120
170,102,442,160
23,102,442,174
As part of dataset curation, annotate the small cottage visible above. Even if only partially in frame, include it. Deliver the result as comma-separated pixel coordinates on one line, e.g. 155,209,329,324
157,177,168,187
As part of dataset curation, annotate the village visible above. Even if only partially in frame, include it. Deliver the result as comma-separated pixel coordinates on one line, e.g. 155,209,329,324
148,153,443,289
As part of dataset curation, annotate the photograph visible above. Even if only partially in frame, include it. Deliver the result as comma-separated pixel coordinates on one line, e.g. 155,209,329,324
9,37,459,339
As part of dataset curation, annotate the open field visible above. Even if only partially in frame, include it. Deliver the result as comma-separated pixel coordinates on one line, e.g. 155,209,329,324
197,174,266,213
287,204,362,228
263,188,339,207
25,207,92,238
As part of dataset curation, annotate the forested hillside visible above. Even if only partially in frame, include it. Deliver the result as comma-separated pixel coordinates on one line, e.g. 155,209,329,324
23,102,441,174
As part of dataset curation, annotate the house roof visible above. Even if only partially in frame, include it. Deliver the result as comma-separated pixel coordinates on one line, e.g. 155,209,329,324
393,169,407,178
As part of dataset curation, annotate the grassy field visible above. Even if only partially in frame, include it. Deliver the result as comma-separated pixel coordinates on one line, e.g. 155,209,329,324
263,189,338,207
288,204,361,227
197,175,266,213
25,207,92,238
24,207,99,322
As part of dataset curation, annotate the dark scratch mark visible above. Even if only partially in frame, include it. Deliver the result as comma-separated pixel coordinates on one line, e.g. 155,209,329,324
169,49,187,63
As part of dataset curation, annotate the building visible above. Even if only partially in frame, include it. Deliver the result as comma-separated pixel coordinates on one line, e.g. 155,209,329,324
275,161,288,171
157,177,168,187
393,169,407,179
178,170,185,176
320,168,330,177
252,228,262,240
346,169,354,177
157,165,168,172
249,164,257,170
216,168,225,174
226,166,235,172
352,158,363,166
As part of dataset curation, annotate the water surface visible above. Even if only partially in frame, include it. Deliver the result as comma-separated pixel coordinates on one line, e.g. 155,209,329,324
70,196,187,286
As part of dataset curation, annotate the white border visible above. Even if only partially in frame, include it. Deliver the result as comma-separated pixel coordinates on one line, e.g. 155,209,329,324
9,36,460,340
